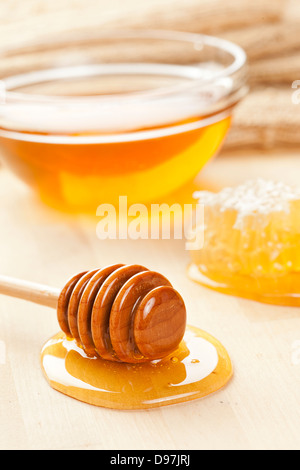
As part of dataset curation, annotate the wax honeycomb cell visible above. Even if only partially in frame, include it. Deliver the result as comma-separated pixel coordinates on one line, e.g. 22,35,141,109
188,179,300,305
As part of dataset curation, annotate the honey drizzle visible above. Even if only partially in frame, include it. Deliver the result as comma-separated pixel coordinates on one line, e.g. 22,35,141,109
40,325,232,409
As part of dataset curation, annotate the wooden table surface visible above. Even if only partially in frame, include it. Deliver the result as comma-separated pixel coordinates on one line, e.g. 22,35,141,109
0,146,299,450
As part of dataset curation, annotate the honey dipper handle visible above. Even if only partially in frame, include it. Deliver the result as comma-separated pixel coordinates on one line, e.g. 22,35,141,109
0,275,60,308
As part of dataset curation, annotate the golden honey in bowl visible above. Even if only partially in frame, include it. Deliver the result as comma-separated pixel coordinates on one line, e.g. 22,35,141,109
188,179,300,306
0,31,247,212
0,96,231,211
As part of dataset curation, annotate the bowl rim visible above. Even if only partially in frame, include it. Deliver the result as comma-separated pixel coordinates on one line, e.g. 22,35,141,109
0,28,247,104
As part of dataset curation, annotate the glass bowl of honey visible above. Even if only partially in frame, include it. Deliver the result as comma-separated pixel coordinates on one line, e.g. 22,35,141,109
0,30,247,212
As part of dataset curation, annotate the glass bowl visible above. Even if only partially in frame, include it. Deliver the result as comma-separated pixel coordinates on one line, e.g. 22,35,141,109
0,30,247,212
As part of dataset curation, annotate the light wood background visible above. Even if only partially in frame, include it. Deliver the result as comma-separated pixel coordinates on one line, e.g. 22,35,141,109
0,148,300,450
0,0,300,451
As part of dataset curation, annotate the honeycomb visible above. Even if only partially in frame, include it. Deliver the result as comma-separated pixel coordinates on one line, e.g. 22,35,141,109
188,179,300,305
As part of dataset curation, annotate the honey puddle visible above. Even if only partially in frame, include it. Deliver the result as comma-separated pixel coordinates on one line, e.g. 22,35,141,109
41,325,232,409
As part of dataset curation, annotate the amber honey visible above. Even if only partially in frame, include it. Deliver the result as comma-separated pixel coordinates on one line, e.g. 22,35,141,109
0,49,242,213
41,325,233,409
0,112,231,212
0,31,247,213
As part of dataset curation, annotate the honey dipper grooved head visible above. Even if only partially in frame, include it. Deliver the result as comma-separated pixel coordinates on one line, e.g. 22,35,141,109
57,264,186,363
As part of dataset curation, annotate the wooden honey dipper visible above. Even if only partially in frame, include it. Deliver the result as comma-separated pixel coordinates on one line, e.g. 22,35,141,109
0,264,186,363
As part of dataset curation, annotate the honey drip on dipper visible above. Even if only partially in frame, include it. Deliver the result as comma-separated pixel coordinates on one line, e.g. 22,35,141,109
0,264,232,409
